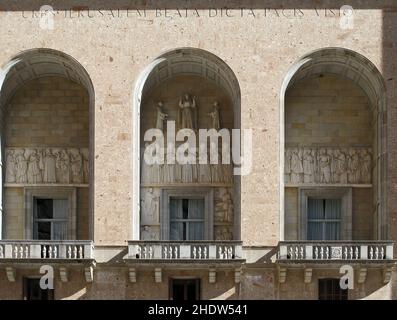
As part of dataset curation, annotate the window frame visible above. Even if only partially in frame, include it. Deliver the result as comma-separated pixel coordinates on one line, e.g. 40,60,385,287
318,278,348,300
161,188,214,240
299,187,352,240
24,187,77,240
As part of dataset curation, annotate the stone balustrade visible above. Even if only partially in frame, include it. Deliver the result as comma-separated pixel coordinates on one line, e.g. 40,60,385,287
127,241,243,261
277,241,394,261
0,240,94,260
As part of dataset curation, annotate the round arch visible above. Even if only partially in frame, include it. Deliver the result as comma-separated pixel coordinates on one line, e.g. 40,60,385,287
132,47,241,240
279,47,387,240
0,48,95,240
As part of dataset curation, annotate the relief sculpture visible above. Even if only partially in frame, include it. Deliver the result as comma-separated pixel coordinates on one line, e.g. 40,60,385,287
284,146,372,184
5,147,89,185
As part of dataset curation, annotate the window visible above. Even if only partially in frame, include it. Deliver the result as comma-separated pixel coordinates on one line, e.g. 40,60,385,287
23,278,54,300
33,198,68,240
318,279,347,300
161,188,213,240
299,188,352,240
170,198,205,240
170,279,200,300
307,198,341,240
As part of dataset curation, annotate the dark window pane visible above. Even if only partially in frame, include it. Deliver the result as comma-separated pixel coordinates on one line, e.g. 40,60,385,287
24,278,54,300
35,222,51,240
36,199,53,219
171,279,200,301
319,279,347,300
182,199,189,219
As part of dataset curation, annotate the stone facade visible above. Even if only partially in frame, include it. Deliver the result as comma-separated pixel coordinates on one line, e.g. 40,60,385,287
0,1,396,300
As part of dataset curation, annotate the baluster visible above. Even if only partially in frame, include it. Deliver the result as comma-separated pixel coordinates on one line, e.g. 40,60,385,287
204,247,207,259
144,246,148,259
369,247,374,259
19,246,24,258
349,247,353,259
343,247,347,259
174,246,178,259
375,247,379,260
0,246,3,258
228,247,233,259
25,245,29,258
198,247,202,259
325,247,329,259
314,247,319,259
42,246,47,258
320,247,324,259
193,247,197,259
295,247,299,260
149,246,153,259
164,246,168,259
218,247,223,259
54,246,58,259
355,247,359,259
300,246,304,259
288,246,293,259
67,246,72,259
49,246,53,259
380,247,385,259
73,246,77,259
13,246,18,258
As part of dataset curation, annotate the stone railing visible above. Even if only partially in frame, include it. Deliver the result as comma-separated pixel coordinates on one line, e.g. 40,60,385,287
0,240,94,260
127,241,243,261
277,241,394,261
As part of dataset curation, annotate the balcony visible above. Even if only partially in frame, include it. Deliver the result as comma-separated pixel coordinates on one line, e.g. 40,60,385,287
0,240,95,282
125,241,245,283
276,241,395,284
277,241,394,262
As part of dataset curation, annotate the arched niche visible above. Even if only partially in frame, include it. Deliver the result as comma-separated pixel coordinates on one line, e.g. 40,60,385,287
280,47,386,241
0,48,95,240
133,48,241,241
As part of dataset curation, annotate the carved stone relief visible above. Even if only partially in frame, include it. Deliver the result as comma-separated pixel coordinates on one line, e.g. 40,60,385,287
140,187,160,225
141,156,233,185
141,225,160,240
214,188,234,223
214,226,233,240
285,147,372,184
5,147,89,185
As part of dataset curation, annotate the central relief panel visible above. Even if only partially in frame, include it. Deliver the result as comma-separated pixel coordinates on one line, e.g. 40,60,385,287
140,75,235,241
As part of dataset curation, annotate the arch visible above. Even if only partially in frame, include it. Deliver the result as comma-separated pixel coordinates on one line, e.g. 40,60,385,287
279,47,387,240
0,48,95,240
132,47,241,240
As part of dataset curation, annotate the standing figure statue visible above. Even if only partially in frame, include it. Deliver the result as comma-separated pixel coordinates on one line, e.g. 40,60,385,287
318,148,331,183
5,149,17,183
70,149,83,184
27,149,43,183
290,148,303,183
178,93,196,130
43,148,57,183
155,101,168,131
207,101,221,130
348,149,360,183
303,148,315,183
360,148,372,184
56,149,70,183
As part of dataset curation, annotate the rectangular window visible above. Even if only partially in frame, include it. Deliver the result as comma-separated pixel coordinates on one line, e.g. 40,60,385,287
170,279,200,300
307,198,341,240
23,278,54,300
170,198,205,240
33,198,68,240
318,279,347,300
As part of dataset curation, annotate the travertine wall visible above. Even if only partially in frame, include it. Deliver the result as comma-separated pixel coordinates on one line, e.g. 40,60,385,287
285,74,372,147
5,76,89,147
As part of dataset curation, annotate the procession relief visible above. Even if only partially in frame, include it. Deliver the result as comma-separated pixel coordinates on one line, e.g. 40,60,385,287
5,147,89,185
284,146,372,184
